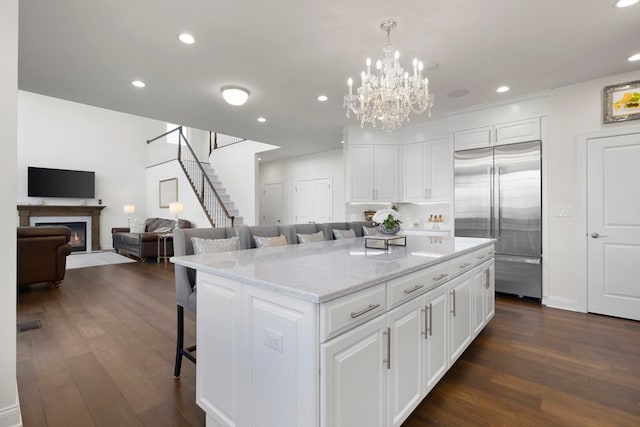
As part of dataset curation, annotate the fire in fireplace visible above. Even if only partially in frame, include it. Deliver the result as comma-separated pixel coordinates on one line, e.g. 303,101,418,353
36,221,87,252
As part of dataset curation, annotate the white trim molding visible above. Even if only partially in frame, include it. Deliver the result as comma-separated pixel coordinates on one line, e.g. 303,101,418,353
0,383,22,427
543,296,578,312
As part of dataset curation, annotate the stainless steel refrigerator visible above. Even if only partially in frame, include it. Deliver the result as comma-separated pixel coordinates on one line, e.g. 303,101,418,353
454,141,542,300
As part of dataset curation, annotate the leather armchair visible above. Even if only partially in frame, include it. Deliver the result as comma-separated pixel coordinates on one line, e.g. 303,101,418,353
17,226,72,288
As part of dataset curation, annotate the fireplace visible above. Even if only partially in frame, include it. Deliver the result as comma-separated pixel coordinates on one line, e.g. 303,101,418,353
36,221,87,252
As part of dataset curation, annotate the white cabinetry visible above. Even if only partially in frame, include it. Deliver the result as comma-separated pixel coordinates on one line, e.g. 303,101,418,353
453,118,541,151
422,285,448,393
448,274,473,364
321,315,388,427
346,144,398,202
403,138,451,202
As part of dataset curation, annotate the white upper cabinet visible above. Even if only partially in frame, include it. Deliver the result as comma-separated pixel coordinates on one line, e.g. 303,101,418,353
453,118,541,151
346,144,398,202
402,138,452,202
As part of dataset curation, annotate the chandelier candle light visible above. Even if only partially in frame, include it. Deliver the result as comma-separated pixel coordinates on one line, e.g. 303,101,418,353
344,20,434,133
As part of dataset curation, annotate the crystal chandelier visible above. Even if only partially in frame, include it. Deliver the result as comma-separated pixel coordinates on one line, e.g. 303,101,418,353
344,20,434,133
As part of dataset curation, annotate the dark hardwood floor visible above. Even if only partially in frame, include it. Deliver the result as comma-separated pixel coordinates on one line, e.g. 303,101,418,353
16,262,640,427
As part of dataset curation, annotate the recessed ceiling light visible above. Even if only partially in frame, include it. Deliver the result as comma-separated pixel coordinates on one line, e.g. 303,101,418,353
615,0,639,8
221,86,249,106
317,95,328,102
257,117,267,123
496,86,510,93
178,33,195,44
628,53,640,62
132,80,145,88
258,158,262,161
341,140,344,144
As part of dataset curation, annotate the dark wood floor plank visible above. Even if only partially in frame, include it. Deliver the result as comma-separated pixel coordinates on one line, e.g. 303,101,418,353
18,261,640,427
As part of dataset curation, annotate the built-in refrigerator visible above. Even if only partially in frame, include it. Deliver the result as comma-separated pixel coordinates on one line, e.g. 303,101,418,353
454,141,542,300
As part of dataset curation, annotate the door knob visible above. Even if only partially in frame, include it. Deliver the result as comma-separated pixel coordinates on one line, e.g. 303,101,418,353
590,232,608,238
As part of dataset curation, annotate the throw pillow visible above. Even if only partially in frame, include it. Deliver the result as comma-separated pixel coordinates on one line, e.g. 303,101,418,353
362,226,379,236
191,236,239,254
154,226,173,233
333,228,356,240
253,234,289,248
297,230,325,244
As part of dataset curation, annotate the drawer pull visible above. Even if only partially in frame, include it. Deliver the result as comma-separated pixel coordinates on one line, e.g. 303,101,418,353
477,255,487,260
459,263,471,269
350,303,380,318
404,284,424,294
433,273,448,282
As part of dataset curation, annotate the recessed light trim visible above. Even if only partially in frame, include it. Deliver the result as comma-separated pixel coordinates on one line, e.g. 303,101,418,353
257,117,267,123
317,95,328,102
615,0,639,8
179,33,195,44
496,86,510,93
132,80,145,88
628,53,640,62
221,86,250,106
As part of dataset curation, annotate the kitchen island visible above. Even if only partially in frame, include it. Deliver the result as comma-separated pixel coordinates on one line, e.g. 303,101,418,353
172,235,494,427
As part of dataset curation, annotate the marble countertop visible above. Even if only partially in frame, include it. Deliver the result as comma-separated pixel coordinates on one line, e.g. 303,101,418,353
171,236,493,303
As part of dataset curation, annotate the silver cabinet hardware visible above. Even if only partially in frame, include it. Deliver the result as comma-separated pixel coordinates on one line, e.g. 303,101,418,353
450,289,456,316
350,304,380,319
433,273,448,282
421,306,427,339
459,263,471,269
477,255,487,260
485,269,490,289
383,327,391,369
404,284,424,294
427,303,433,338
590,233,608,239
424,188,428,199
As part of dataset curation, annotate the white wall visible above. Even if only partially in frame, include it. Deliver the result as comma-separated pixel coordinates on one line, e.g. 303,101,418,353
259,149,346,225
545,69,640,309
145,160,212,228
17,91,165,249
211,141,277,226
0,1,21,425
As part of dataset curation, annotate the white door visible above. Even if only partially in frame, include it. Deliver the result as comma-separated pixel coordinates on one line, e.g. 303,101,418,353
321,315,388,427
448,274,472,364
261,181,283,225
295,177,332,224
422,286,448,394
587,133,640,321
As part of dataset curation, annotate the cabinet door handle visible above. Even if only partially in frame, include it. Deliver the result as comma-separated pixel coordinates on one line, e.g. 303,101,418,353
422,303,433,339
383,327,391,370
450,289,456,316
421,306,428,340
433,273,448,282
350,303,380,318
459,263,471,269
404,284,424,295
477,255,486,260
485,269,490,289
424,188,428,199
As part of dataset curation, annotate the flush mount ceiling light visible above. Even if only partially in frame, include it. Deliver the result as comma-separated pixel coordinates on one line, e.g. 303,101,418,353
615,0,639,7
178,33,195,44
496,86,510,93
257,117,266,123
221,86,250,106
344,19,434,133
317,95,328,102
132,80,145,88
628,53,640,61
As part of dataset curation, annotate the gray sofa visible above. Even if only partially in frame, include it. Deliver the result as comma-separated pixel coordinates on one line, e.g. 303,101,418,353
112,217,191,261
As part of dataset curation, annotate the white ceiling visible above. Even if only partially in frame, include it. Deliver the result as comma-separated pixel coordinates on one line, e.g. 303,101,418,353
18,0,640,161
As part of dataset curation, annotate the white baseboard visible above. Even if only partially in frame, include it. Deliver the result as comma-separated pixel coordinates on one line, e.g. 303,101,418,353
543,296,580,312
0,382,22,427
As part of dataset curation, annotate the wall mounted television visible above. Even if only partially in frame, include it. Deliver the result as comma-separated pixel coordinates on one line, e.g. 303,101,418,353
28,167,95,199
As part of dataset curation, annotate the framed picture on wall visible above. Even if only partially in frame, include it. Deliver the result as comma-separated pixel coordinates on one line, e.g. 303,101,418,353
603,80,640,124
159,177,178,208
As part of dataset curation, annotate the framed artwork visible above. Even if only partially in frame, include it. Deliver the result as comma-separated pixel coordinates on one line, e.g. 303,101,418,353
603,80,640,124
159,178,178,208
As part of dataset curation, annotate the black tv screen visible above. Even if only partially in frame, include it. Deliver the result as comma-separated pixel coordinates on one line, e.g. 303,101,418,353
28,167,95,198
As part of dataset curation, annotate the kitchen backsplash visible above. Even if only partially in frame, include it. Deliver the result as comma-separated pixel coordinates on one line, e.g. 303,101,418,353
346,202,450,230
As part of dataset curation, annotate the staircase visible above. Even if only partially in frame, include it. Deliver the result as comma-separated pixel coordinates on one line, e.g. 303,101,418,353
200,163,243,225
147,126,240,228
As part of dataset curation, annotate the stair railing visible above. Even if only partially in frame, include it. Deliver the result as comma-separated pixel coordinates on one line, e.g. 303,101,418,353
209,131,247,155
147,126,234,228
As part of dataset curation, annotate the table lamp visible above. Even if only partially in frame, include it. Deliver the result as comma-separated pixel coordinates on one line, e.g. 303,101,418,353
123,204,135,230
169,202,184,229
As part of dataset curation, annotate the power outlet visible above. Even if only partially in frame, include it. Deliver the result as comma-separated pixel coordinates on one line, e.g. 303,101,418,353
264,327,283,353
555,206,573,217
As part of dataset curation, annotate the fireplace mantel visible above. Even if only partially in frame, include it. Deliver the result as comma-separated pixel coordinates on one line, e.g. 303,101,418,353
17,205,106,251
